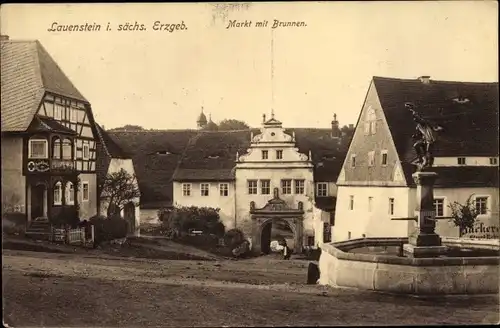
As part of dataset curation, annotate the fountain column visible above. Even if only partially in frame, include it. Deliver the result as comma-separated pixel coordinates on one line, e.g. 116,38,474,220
403,171,448,258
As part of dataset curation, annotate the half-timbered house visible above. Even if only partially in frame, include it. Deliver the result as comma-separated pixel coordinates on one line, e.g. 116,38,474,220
1,37,99,227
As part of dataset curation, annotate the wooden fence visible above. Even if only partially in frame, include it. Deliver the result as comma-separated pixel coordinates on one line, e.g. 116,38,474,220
50,225,94,247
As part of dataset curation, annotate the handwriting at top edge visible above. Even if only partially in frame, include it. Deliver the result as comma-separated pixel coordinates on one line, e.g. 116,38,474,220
226,19,307,29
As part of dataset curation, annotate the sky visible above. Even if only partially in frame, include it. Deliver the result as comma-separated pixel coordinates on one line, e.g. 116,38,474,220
1,2,498,130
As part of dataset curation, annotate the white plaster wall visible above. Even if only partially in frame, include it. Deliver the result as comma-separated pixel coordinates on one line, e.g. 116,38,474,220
173,181,236,230
412,187,500,239
334,186,411,242
1,137,26,213
433,156,499,167
98,158,141,233
235,167,315,239
78,173,98,220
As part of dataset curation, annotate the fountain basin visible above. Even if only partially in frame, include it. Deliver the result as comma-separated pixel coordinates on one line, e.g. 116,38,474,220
318,237,499,295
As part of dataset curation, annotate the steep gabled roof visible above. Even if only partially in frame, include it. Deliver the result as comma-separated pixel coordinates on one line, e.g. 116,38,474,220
1,39,88,132
373,76,499,185
95,124,130,159
105,130,199,208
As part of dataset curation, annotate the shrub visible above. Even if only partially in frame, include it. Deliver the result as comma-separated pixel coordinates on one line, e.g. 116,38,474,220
159,206,224,238
448,195,481,237
224,229,245,249
89,215,129,244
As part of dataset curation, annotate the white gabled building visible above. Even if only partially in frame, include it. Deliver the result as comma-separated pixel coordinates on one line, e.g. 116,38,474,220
334,76,499,242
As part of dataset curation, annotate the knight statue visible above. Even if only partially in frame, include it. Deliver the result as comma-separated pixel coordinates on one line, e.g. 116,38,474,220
405,102,444,171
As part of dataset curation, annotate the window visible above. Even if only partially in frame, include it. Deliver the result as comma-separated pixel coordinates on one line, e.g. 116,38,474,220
457,157,466,165
368,151,375,167
316,182,328,197
351,154,356,168
349,195,354,210
83,144,90,160
295,180,305,194
260,180,270,195
307,236,315,246
261,150,268,160
276,150,283,159
54,103,64,120
52,138,61,159
29,139,48,159
219,183,229,197
200,183,210,196
364,106,376,135
490,157,498,165
281,179,292,195
389,198,395,215
62,139,72,159
434,198,444,217
70,108,78,122
82,182,89,201
381,150,388,166
66,182,74,205
247,180,258,194
329,212,335,226
182,183,191,196
475,197,488,215
368,197,373,212
53,182,62,205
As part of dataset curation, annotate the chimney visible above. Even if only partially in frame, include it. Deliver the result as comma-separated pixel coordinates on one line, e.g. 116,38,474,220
418,76,431,84
262,114,266,123
0,35,9,41
349,124,354,130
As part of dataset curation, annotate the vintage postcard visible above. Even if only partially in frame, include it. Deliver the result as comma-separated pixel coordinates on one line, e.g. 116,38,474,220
1,2,499,327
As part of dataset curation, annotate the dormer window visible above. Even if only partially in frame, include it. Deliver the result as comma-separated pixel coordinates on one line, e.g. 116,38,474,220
351,154,356,168
457,157,466,165
156,151,172,155
262,150,268,160
276,150,283,159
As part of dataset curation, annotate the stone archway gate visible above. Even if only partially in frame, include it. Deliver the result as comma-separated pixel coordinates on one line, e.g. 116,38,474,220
250,188,304,254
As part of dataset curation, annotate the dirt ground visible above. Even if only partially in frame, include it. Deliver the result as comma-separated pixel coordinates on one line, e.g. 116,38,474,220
3,247,499,327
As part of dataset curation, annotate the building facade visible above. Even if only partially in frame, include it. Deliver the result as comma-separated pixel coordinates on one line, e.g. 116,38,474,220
335,76,499,242
1,37,100,225
170,113,346,253
95,124,141,236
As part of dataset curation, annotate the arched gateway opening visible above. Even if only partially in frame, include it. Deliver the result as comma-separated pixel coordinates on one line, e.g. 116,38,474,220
250,188,304,255
260,219,295,255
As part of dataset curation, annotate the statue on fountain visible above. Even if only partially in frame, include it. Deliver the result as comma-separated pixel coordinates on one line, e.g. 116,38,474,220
405,102,444,171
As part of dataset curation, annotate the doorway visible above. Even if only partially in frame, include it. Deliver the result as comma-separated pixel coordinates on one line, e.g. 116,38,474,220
124,202,136,235
31,184,45,220
261,223,272,254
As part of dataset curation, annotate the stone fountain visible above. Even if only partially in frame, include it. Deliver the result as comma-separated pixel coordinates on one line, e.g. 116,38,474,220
317,103,499,295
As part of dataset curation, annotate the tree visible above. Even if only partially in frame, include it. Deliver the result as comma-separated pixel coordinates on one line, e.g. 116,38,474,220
217,119,249,131
109,125,144,131
448,195,481,237
100,168,141,218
